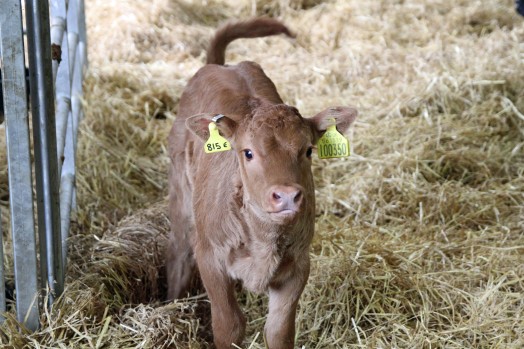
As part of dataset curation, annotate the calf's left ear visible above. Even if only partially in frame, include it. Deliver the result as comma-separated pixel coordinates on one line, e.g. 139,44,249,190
307,106,358,142
186,113,238,141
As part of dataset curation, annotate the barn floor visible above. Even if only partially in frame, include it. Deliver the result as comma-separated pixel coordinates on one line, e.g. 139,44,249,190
1,0,523,348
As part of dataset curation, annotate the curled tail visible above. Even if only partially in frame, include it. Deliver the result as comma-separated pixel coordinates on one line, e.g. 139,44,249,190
206,18,295,65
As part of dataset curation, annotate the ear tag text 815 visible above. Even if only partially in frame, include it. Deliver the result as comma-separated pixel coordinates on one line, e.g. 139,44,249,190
317,118,351,159
205,121,231,153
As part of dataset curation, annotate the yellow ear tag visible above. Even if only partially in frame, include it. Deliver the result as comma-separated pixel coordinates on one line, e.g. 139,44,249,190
204,121,231,153
317,118,351,159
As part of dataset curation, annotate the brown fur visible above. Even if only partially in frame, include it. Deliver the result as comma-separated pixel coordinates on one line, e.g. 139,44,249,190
166,18,357,349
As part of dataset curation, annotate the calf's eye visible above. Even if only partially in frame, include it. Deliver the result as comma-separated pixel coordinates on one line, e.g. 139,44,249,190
244,149,254,160
306,147,313,158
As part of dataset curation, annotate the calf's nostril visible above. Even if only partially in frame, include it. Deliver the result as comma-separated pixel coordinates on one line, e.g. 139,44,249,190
294,191,302,203
273,192,282,201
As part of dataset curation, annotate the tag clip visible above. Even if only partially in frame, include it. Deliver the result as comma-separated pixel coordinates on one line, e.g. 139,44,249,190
212,114,224,123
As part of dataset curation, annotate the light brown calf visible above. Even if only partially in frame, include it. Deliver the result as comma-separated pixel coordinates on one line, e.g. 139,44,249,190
166,18,357,349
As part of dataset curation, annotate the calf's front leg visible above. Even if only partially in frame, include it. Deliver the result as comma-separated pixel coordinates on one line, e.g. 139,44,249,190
264,259,310,349
197,253,246,348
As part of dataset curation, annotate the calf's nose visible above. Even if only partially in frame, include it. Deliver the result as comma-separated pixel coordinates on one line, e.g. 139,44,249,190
269,185,303,213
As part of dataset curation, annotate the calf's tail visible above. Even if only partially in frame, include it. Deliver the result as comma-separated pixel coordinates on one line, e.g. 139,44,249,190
206,17,295,66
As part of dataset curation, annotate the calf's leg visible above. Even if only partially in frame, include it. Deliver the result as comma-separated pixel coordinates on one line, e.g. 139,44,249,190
197,252,246,348
167,162,197,300
166,231,196,299
264,259,310,349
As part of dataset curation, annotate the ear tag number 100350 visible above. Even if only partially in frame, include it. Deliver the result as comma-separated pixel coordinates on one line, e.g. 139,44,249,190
205,122,231,153
317,118,351,159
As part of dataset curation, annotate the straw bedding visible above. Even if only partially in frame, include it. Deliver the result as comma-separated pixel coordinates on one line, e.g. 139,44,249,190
1,0,523,347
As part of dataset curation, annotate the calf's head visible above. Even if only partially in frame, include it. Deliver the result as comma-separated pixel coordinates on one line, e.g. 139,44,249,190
186,104,357,223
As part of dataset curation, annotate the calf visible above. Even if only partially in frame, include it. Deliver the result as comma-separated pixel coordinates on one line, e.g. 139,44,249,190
166,18,357,349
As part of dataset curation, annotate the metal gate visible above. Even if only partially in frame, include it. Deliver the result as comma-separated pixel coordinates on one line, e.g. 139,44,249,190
0,0,87,330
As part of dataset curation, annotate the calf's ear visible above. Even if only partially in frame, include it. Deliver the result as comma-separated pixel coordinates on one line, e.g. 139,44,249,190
185,113,238,141
307,106,358,141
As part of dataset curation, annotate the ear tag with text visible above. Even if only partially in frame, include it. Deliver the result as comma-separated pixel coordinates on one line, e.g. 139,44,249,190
204,120,231,154
317,118,350,159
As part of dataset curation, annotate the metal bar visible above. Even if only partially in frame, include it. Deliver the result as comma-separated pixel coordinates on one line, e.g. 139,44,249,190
70,0,85,151
50,0,68,94
51,0,74,275
25,0,64,300
0,207,5,320
71,42,83,149
54,26,72,176
78,0,88,67
60,0,88,268
67,42,82,226
60,39,83,267
67,0,79,83
71,0,88,214
60,172,75,269
55,100,71,174
0,0,40,330
50,0,67,83
59,25,74,271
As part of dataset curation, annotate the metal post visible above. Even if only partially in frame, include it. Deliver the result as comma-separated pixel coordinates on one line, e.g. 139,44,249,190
51,0,72,177
0,208,5,320
51,0,74,273
60,0,88,270
78,0,88,67
25,0,64,300
0,0,40,330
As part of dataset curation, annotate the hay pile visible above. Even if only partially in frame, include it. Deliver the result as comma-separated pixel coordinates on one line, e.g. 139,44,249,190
1,0,523,347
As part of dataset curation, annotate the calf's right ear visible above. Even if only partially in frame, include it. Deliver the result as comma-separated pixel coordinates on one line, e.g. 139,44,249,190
185,113,238,141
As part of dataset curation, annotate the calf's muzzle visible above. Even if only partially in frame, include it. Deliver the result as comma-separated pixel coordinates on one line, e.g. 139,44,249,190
268,184,304,216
